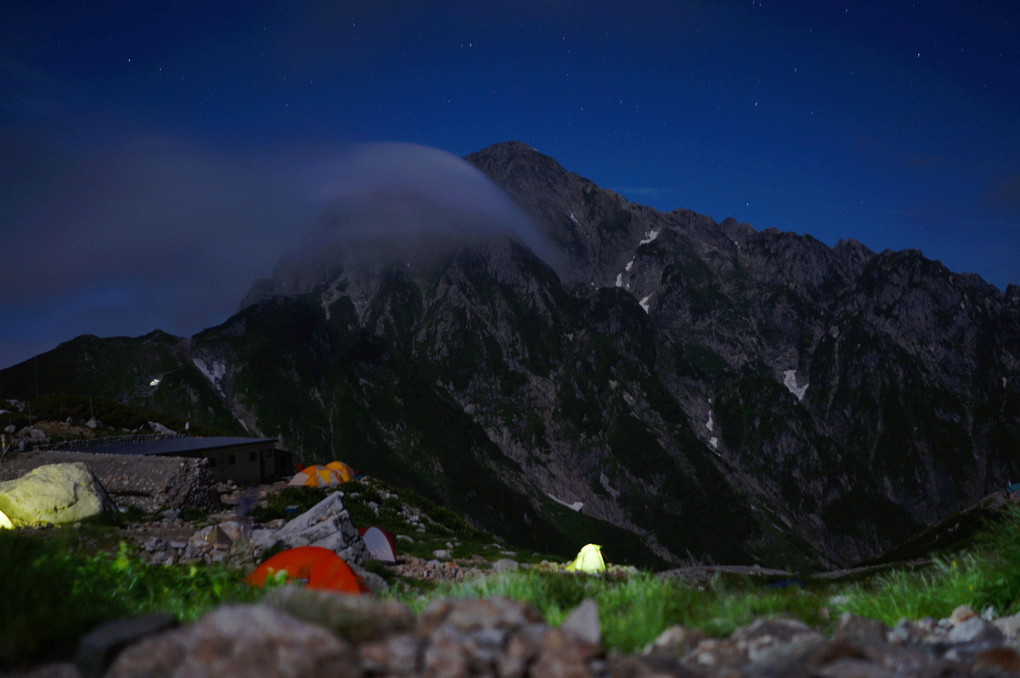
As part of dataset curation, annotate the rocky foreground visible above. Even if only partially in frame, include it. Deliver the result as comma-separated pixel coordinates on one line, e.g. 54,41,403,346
5,454,1020,676
12,587,1020,678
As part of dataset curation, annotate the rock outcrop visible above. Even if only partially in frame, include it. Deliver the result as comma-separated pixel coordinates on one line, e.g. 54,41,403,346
249,491,366,565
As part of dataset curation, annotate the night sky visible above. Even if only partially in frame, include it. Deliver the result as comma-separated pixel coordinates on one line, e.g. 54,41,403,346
2,1,1018,370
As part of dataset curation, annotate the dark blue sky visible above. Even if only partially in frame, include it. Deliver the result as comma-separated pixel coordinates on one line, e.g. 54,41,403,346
2,1,1018,369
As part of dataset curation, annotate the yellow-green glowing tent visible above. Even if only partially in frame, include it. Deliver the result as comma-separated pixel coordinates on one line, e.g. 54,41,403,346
565,543,605,573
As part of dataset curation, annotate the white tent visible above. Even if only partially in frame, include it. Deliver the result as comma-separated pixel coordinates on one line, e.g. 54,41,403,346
359,526,397,563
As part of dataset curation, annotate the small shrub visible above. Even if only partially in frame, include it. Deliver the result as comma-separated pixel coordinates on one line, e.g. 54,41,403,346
249,486,328,522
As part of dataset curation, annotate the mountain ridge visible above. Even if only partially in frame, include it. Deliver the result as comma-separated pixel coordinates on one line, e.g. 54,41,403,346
2,141,1018,570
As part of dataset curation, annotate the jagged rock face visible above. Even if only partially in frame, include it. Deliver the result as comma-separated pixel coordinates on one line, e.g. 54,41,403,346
3,142,1018,569
457,142,1020,565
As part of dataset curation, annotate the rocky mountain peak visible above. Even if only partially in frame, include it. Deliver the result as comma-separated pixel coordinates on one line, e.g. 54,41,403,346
6,142,1018,570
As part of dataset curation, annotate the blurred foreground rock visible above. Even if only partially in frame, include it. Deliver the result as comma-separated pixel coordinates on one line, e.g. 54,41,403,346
15,595,1020,678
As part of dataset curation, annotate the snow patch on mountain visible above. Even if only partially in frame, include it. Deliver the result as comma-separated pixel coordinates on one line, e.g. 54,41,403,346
599,472,619,499
639,229,660,246
639,295,652,313
546,492,583,512
321,283,344,321
193,357,227,397
783,369,808,401
616,259,635,289
706,405,719,449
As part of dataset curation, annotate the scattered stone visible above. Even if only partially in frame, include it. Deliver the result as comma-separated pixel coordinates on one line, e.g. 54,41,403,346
358,633,424,676
832,612,889,646
950,604,978,624
263,586,413,642
350,564,388,594
944,616,1006,663
104,605,358,678
392,555,467,582
75,613,177,678
993,612,1020,639
644,625,706,657
533,627,599,678
948,616,1004,646
491,557,520,573
561,599,601,646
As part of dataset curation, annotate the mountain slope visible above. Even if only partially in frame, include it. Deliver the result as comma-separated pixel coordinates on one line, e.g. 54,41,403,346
3,141,1018,569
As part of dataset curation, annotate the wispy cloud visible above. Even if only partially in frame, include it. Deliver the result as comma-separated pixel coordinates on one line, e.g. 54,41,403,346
0,126,318,367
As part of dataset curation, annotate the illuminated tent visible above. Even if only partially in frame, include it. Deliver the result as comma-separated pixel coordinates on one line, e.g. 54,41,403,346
358,526,397,563
288,464,347,488
565,543,605,573
245,546,367,594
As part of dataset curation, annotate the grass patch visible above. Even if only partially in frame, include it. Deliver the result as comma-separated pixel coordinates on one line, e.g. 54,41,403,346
831,559,978,626
0,534,262,669
412,569,830,653
390,503,1020,653
832,504,1020,625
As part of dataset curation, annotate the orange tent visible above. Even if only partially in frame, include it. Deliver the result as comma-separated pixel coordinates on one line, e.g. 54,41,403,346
325,461,357,482
288,464,346,488
245,546,367,594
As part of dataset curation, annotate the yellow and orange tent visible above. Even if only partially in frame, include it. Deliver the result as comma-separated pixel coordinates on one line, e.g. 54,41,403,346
288,464,347,488
245,546,367,594
325,461,356,482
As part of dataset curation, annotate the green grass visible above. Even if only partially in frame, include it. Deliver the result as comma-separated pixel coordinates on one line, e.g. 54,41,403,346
0,532,263,669
407,569,830,653
388,502,1020,652
833,504,1020,625
831,558,980,625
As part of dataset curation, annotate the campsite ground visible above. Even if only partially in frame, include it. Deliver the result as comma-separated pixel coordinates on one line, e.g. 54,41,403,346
2,444,1009,586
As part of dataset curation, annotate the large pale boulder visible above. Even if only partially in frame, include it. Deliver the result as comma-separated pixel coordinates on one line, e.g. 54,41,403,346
0,462,111,527
250,492,366,564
